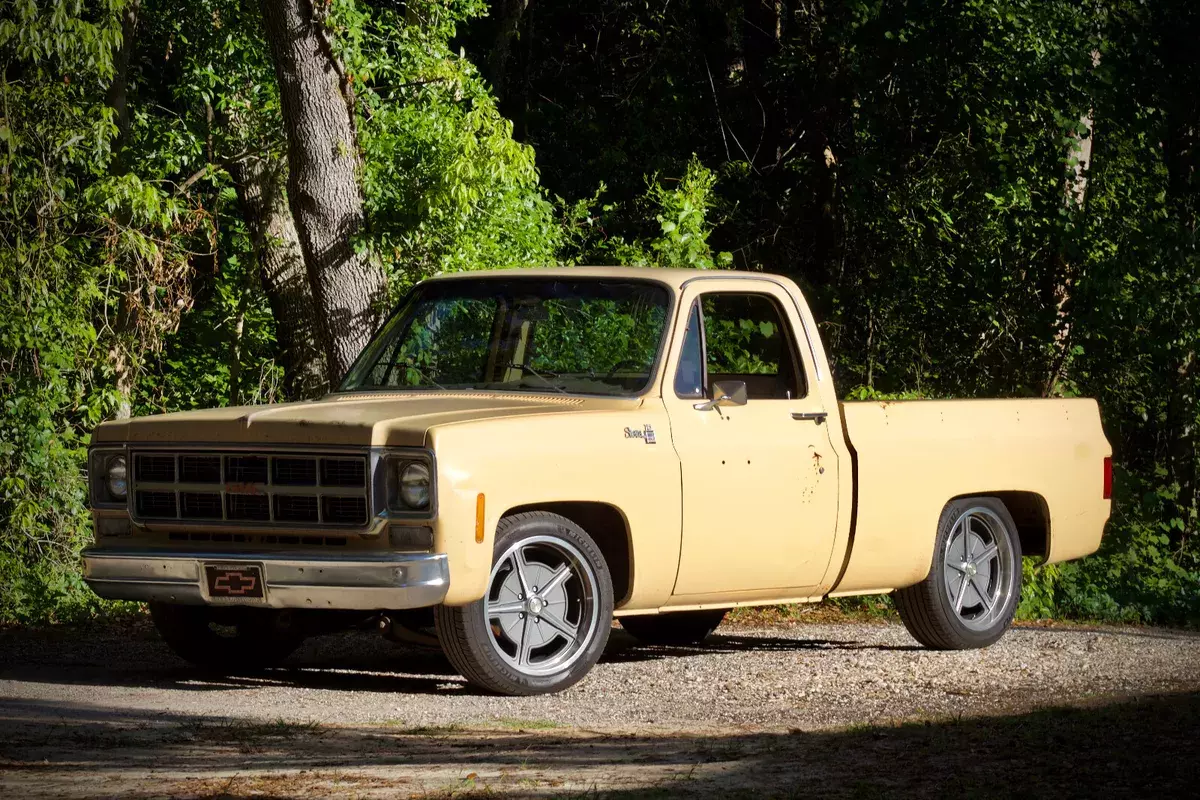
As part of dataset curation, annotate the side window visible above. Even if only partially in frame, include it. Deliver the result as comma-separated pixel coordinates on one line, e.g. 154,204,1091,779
701,293,805,400
674,303,705,398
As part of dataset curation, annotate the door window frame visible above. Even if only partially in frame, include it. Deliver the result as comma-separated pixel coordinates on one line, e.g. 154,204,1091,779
672,289,810,402
673,300,708,400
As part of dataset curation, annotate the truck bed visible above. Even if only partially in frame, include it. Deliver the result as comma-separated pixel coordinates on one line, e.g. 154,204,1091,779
831,398,1111,595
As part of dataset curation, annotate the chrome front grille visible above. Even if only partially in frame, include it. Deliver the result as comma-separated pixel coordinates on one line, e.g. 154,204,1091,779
136,454,176,483
321,458,366,487
131,450,371,528
226,455,269,484
180,491,222,519
273,457,317,486
275,494,318,522
180,455,221,483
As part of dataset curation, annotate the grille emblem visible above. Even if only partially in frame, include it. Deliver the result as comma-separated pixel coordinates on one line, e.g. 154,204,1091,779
213,571,258,595
224,481,263,495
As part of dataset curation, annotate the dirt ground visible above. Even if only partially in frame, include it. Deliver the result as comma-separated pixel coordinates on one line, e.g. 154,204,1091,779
2,616,1198,798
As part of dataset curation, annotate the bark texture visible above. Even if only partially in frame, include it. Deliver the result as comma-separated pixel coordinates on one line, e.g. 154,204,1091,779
261,0,386,382
1043,49,1100,397
106,0,142,419
488,0,530,101
228,154,327,399
105,0,141,177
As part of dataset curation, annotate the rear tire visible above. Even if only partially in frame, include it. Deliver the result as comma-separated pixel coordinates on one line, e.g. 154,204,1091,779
435,512,614,696
894,497,1022,650
620,610,726,645
149,602,304,670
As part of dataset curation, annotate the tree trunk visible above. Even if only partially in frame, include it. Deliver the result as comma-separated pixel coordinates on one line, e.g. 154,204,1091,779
1043,51,1100,397
106,0,142,419
488,0,531,101
741,0,784,168
1166,350,1197,546
105,0,141,178
228,154,327,399
260,0,387,382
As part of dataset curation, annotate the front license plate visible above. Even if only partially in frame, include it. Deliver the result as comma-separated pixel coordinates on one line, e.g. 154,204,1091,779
203,563,266,602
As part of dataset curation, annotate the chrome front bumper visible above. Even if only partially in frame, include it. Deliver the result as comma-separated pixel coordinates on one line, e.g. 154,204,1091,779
82,548,450,610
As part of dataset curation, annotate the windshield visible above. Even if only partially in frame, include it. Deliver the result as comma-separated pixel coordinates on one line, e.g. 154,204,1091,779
339,277,673,397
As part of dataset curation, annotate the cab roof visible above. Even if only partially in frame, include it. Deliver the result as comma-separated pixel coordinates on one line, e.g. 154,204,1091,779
423,265,787,291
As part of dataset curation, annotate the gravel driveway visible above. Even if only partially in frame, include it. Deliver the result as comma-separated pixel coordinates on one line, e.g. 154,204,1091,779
2,617,1198,797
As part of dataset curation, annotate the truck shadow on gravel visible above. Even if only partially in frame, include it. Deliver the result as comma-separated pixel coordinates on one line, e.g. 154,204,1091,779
603,630,924,665
1,691,1196,798
0,625,914,697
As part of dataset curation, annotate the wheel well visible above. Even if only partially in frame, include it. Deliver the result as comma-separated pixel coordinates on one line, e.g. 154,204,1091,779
503,502,632,604
984,491,1050,559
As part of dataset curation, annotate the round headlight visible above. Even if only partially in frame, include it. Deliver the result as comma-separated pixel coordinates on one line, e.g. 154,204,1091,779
105,455,128,500
399,462,431,509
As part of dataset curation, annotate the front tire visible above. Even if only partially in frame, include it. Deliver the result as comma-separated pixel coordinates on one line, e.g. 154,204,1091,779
434,512,614,695
149,603,305,670
620,610,727,645
894,497,1022,650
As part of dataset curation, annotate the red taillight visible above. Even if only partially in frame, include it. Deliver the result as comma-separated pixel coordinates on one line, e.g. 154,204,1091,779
1103,456,1113,500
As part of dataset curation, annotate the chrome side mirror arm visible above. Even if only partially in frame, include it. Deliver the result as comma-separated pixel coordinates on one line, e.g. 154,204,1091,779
693,380,748,411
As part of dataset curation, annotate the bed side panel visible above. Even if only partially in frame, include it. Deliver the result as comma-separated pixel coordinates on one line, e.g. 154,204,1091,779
834,399,1111,594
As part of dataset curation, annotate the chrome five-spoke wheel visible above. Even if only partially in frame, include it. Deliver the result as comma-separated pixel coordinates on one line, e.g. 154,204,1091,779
942,507,1016,631
435,511,614,695
486,536,600,675
895,496,1022,650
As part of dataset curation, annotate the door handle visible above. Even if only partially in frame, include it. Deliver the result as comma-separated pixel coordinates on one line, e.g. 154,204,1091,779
791,411,828,425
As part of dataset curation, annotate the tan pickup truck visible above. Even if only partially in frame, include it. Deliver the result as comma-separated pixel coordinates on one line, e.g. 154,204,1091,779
85,267,1112,695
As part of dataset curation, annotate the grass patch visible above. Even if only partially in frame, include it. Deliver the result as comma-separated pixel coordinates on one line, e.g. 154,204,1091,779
181,718,323,744
385,722,467,736
491,717,565,730
381,719,564,734
727,596,897,627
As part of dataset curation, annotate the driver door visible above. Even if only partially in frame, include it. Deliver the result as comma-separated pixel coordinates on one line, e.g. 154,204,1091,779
664,279,841,600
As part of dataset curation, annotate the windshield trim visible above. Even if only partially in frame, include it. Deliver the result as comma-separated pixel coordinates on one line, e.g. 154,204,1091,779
332,274,679,400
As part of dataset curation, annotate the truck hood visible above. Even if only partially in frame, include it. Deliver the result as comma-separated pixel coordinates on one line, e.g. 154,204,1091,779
93,392,635,448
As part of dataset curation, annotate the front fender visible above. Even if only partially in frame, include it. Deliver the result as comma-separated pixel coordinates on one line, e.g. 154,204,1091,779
428,406,681,607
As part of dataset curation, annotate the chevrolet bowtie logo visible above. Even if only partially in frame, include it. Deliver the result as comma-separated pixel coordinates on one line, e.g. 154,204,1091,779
213,571,258,595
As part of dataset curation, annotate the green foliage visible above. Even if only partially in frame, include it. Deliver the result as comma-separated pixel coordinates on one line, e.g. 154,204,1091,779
333,0,560,294
3,0,1198,628
526,296,667,380
137,223,285,414
0,0,242,622
645,158,732,270
1020,468,1200,625
1,0,132,622
842,387,931,402
560,158,730,269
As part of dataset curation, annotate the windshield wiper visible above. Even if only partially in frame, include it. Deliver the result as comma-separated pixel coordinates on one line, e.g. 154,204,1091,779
507,362,568,394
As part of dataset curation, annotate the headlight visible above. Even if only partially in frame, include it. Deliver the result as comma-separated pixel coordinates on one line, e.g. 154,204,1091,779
399,462,431,509
105,456,128,500
388,458,432,512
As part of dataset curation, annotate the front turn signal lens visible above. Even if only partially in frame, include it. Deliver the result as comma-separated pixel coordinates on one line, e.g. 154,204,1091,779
475,493,486,543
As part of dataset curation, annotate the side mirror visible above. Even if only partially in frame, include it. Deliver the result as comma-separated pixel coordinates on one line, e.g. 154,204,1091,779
693,380,748,411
